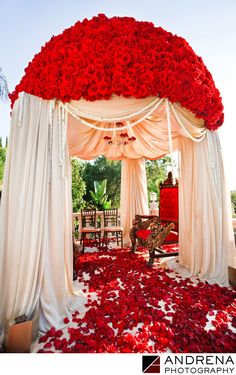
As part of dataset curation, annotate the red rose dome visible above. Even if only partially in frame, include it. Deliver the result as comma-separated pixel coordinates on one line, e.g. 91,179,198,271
10,14,224,130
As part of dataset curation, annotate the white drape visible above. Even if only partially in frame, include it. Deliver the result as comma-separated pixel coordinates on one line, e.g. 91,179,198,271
0,95,78,343
120,158,149,244
70,95,157,119
0,96,49,332
38,106,78,332
179,131,236,285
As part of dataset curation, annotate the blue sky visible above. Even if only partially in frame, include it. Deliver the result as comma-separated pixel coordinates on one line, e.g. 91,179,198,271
1,0,236,188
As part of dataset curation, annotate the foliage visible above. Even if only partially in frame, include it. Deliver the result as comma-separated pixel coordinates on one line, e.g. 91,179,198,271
82,155,172,207
231,191,236,216
146,156,172,199
0,137,7,187
90,179,111,210
82,156,121,207
71,158,86,212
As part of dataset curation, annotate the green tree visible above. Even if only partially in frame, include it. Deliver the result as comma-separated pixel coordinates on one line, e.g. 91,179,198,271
146,156,172,199
231,191,236,216
0,139,7,186
71,158,86,212
82,156,121,207
82,155,172,207
90,179,111,210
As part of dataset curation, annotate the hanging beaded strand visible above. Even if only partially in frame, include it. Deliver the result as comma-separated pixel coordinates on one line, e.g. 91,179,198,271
58,104,68,178
67,96,161,123
59,98,164,132
61,105,68,178
49,99,55,183
165,99,176,185
207,131,217,187
17,92,25,127
170,103,206,143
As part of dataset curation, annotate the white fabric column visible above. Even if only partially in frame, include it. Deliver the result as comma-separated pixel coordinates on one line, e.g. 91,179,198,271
38,105,77,332
0,94,78,344
120,158,149,245
179,131,236,285
0,96,50,339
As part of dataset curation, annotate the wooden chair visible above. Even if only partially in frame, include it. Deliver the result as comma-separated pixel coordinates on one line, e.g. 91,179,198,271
102,208,123,249
80,208,101,252
129,172,179,266
129,215,177,266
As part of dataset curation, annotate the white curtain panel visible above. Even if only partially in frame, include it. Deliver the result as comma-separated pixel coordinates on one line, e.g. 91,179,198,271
38,106,78,332
0,95,78,343
120,158,149,244
179,131,236,285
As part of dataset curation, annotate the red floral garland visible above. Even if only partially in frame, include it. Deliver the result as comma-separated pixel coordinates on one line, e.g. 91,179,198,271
10,14,224,130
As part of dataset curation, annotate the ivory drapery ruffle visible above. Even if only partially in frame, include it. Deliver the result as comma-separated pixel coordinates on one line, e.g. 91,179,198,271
67,96,205,160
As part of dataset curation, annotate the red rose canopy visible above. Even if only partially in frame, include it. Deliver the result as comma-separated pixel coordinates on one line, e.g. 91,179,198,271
10,14,224,130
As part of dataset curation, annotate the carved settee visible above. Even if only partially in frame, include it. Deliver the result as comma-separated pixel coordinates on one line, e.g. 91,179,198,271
129,172,179,266
129,215,178,266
